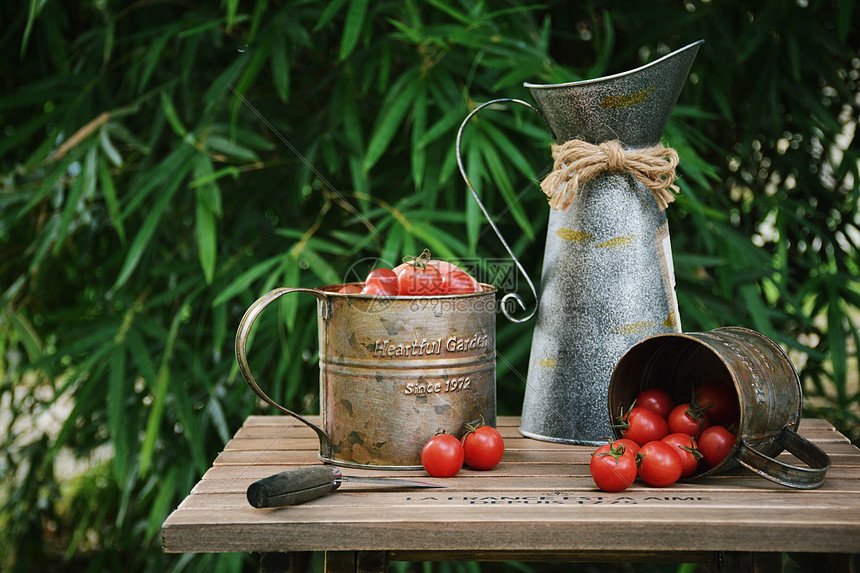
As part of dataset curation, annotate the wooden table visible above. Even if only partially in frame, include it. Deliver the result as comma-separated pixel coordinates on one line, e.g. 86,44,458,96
162,415,860,572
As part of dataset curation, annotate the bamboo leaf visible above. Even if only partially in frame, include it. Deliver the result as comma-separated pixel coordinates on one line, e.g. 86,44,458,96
196,194,217,284
204,135,260,162
339,0,370,61
140,301,185,476
145,466,178,541
99,157,126,242
280,256,301,330
212,256,281,306
225,0,240,30
113,157,192,290
193,153,221,284
189,165,240,189
362,70,420,171
16,153,77,217
140,32,172,93
8,309,44,362
739,282,772,336
411,89,427,190
380,223,404,268
99,126,124,167
271,30,290,103
53,143,97,253
108,348,130,483
207,395,232,445
293,243,341,285
827,291,847,392
203,55,247,114
20,0,44,57
480,136,535,241
314,0,348,32
160,91,188,138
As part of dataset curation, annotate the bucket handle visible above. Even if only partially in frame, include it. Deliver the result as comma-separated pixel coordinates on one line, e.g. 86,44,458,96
735,426,832,489
235,287,333,459
455,98,547,324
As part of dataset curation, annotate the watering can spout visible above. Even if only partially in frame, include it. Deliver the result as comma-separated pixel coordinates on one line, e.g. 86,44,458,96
525,40,703,147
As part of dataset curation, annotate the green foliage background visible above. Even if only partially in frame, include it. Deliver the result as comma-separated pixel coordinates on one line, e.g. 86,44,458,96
1,0,858,571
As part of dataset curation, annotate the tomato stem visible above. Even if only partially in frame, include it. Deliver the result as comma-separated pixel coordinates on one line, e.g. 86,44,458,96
463,415,486,435
402,248,432,270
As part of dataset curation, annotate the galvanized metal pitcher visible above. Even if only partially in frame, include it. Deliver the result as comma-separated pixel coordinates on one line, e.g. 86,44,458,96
457,40,702,445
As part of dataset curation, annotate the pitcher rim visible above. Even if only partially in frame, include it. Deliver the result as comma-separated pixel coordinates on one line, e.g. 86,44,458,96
524,39,703,90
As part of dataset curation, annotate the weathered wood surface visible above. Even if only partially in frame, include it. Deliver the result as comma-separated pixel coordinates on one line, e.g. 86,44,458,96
162,416,860,557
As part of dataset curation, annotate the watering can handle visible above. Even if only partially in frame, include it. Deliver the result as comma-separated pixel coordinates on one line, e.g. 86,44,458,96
235,287,333,458
735,426,832,489
456,98,547,324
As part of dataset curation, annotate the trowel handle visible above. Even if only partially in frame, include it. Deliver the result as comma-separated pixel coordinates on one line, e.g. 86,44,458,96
247,466,342,508
455,98,545,324
235,288,334,458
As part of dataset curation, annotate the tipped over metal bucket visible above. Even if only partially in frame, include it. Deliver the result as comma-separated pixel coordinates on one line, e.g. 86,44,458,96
609,327,831,489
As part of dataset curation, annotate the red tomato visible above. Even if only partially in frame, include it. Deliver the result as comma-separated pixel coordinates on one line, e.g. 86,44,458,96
635,388,674,419
421,434,464,478
360,281,398,296
636,440,683,487
461,425,504,470
617,406,669,446
398,264,443,295
694,380,739,427
667,403,709,438
661,433,702,478
613,438,641,458
364,268,399,294
393,259,480,291
338,284,362,294
590,441,638,493
396,250,445,295
698,425,735,467
442,270,479,294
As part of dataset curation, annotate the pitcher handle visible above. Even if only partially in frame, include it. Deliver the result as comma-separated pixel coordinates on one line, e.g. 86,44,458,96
456,98,547,323
735,426,831,489
235,287,334,459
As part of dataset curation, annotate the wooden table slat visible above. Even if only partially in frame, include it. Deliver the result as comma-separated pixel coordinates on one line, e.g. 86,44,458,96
163,416,860,565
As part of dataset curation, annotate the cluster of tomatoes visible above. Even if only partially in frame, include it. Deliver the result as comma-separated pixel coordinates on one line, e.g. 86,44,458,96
420,421,504,478
590,381,740,492
338,249,481,296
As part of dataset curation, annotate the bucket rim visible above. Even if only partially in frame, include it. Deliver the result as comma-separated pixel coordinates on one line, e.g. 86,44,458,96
318,282,499,298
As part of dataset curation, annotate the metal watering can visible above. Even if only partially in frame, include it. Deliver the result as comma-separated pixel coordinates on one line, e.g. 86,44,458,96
235,284,497,470
457,41,703,445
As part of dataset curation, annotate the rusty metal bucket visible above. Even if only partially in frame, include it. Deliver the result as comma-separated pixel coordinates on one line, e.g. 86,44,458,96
608,327,831,489
235,284,497,470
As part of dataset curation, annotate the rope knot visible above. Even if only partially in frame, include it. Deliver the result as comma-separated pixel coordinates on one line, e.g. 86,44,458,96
540,139,680,211
601,141,627,173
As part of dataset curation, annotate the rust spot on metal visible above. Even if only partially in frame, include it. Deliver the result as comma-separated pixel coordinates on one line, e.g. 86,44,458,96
612,320,660,334
556,228,593,242
597,234,638,248
538,358,557,368
600,86,656,109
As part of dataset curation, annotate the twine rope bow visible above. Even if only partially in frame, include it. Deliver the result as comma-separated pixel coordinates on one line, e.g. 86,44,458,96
540,139,680,211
